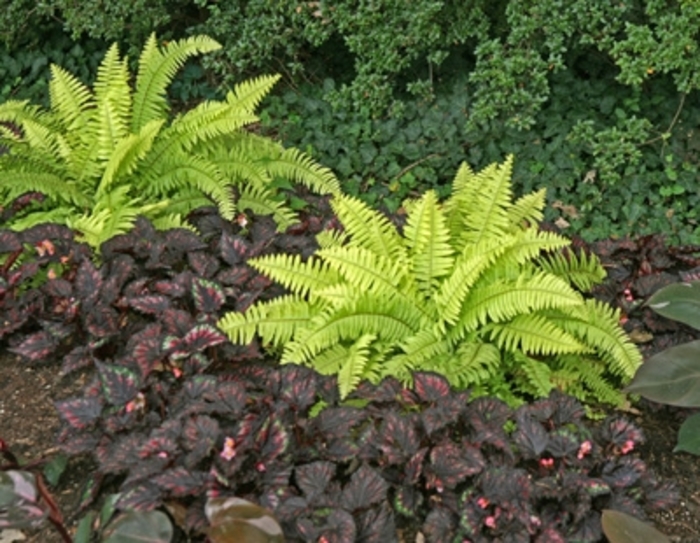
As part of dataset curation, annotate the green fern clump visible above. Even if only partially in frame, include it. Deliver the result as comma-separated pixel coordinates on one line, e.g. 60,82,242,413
218,156,641,406
0,34,339,249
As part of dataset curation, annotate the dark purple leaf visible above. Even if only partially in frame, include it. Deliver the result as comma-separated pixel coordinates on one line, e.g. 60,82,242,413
152,279,186,298
248,274,272,291
427,442,485,491
550,392,585,426
216,266,253,287
352,377,402,402
21,222,73,243
128,324,163,378
513,413,549,458
184,353,213,374
599,416,644,448
355,503,395,543
182,324,227,353
276,496,310,523
422,506,456,543
378,412,420,464
260,418,290,463
405,447,428,484
318,509,356,543
295,461,335,503
161,308,194,335
116,483,162,511
340,464,388,510
277,365,318,411
413,371,451,402
315,407,365,439
220,232,251,265
480,467,532,505
97,434,142,474
187,250,219,278
123,457,170,488
0,230,21,252
184,375,217,399
59,345,91,377
96,361,141,406
183,415,220,466
54,397,102,429
56,430,100,455
129,294,171,314
601,457,645,489
546,428,580,458
84,305,119,337
191,277,225,313
9,330,57,361
567,510,602,543
393,485,423,517
74,258,102,308
325,439,360,461
164,228,206,253
153,467,207,497
535,527,566,543
42,278,72,298
644,481,680,510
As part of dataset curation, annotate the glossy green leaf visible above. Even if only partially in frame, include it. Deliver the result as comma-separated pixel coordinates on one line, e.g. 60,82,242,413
675,412,700,455
73,511,96,543
625,340,700,407
646,282,700,331
601,509,670,543
42,453,68,486
102,510,173,543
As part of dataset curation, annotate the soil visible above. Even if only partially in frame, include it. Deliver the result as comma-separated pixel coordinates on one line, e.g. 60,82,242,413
3,232,700,542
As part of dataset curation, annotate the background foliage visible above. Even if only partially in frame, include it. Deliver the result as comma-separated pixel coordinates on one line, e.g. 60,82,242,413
2,0,700,244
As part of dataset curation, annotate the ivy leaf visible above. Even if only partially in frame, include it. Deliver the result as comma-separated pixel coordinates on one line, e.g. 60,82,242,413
340,464,388,511
96,362,141,407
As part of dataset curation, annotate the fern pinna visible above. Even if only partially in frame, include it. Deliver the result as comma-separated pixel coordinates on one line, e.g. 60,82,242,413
218,156,641,406
0,33,339,250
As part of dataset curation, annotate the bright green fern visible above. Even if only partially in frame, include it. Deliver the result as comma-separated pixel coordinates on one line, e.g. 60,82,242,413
0,33,339,250
218,156,642,406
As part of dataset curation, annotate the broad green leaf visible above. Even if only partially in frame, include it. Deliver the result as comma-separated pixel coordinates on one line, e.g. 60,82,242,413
102,510,173,543
675,412,700,455
647,282,700,331
601,509,670,543
625,340,700,407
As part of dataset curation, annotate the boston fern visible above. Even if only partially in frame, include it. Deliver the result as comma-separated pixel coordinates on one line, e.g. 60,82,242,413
0,33,339,249
219,156,642,405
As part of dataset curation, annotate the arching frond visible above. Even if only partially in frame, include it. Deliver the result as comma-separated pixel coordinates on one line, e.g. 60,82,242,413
507,188,546,228
49,64,94,131
338,334,376,399
537,249,606,292
330,194,406,262
265,147,341,196
132,33,221,132
226,74,281,114
404,190,454,295
319,246,408,296
547,299,642,378
448,341,502,388
486,313,588,356
494,229,570,267
511,352,553,397
237,183,296,229
217,295,313,346
458,272,583,332
249,253,342,298
93,44,131,142
0,171,88,207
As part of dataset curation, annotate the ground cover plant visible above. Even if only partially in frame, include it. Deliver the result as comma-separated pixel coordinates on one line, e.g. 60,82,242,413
0,185,682,542
0,32,339,250
219,157,641,406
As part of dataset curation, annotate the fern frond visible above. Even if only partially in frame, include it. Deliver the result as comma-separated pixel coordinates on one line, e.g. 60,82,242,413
548,299,642,379
283,294,421,364
217,295,314,346
226,74,281,114
511,352,553,397
0,171,89,207
459,155,515,245
266,147,341,196
450,341,502,388
248,253,342,298
338,334,376,399
172,105,258,149
486,313,588,355
398,327,452,368
458,271,583,332
132,33,221,131
49,64,94,131
507,188,546,228
495,229,570,267
403,190,454,294
150,213,189,231
556,354,626,406
537,249,606,292
330,194,406,262
98,119,164,196
93,44,131,142
315,228,349,249
5,207,74,231
237,183,296,229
